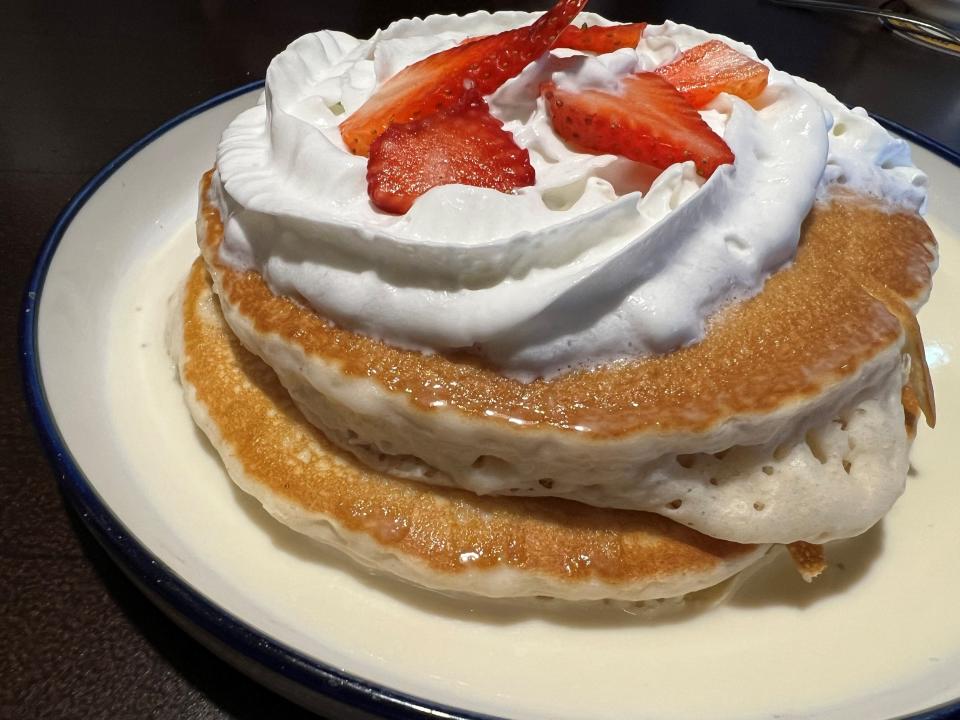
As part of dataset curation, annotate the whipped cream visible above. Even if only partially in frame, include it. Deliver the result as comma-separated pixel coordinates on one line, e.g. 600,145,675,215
213,12,927,379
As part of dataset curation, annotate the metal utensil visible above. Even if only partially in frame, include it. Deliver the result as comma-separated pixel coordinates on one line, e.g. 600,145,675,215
767,0,960,45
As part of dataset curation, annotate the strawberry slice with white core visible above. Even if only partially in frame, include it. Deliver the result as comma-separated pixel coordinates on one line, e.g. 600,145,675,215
366,92,536,215
655,39,770,108
340,0,588,156
553,22,647,53
541,73,734,178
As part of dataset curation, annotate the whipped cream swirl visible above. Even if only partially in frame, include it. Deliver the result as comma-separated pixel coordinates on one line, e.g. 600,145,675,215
213,13,927,380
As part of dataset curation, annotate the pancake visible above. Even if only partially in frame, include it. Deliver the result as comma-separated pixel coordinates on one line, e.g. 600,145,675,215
169,258,771,601
198,170,936,545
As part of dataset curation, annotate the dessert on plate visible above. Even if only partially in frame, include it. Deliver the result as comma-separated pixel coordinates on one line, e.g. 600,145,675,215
170,0,937,602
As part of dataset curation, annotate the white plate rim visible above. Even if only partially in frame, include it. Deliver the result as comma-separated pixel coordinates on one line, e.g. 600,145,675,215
19,81,960,720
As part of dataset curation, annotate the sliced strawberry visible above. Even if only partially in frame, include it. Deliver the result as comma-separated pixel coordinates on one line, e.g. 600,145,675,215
541,74,734,177
366,92,535,214
655,40,769,108
554,22,646,53
340,0,587,157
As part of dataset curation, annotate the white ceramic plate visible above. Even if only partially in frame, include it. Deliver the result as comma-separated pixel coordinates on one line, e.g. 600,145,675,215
23,85,960,720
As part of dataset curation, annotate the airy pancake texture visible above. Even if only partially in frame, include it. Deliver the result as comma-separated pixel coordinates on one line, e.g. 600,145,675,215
170,259,769,601
199,171,937,545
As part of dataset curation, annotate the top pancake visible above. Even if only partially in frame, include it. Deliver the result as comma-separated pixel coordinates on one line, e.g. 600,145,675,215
199,170,936,439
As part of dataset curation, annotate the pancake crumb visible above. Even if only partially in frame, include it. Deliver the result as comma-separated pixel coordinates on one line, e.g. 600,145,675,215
787,542,827,582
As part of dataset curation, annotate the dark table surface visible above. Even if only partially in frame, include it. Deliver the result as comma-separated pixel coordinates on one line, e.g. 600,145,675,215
3,1,959,718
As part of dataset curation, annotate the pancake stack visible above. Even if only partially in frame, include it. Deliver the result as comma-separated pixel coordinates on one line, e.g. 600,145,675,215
166,170,937,602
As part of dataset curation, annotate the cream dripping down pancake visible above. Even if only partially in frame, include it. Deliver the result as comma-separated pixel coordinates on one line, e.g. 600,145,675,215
171,4,937,600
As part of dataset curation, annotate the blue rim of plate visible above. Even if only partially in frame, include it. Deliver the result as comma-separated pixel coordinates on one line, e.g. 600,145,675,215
18,80,960,720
